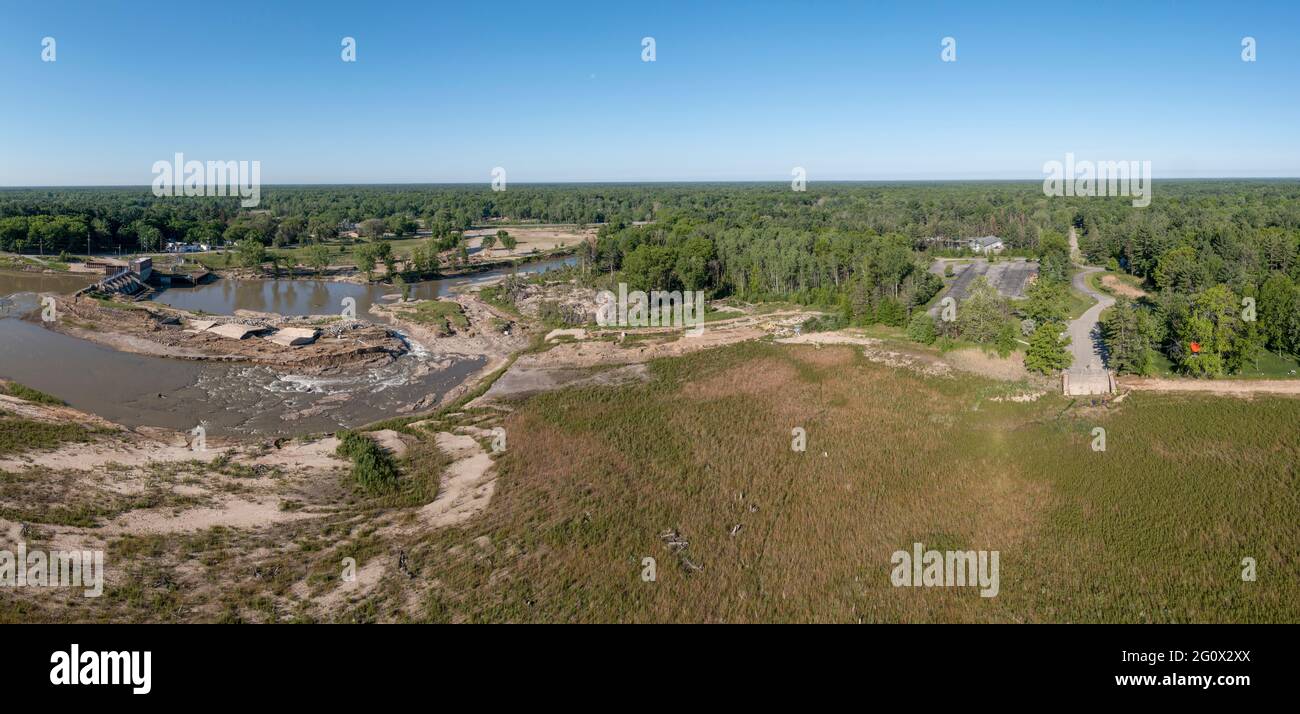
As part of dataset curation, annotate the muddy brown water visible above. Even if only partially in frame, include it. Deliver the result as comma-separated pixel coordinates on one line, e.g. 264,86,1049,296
0,269,518,436
0,271,97,296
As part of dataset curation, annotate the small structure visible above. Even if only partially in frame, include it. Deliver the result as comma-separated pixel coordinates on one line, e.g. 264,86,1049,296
84,259,127,276
968,236,1005,254
263,327,319,347
129,257,153,281
164,242,210,253
921,236,966,251
1063,367,1116,396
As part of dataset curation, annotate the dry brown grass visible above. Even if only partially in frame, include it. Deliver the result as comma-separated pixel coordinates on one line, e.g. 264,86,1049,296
6,340,1295,623
402,341,1298,622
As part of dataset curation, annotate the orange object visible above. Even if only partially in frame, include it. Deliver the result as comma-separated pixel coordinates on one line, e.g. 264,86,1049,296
1189,341,1201,353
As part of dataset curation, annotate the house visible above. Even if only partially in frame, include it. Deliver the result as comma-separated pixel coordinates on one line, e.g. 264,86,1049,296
969,236,1004,254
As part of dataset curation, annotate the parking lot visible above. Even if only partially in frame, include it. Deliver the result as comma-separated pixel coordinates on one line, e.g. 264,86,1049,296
931,258,1038,301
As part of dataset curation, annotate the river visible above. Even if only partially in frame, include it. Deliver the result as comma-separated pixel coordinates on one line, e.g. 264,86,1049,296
149,256,576,318
0,258,573,435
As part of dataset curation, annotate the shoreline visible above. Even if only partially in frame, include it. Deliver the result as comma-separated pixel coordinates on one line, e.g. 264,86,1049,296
192,246,577,285
41,296,409,375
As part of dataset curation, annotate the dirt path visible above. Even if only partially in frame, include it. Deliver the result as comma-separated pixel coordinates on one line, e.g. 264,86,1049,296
1122,377,1300,397
420,432,496,527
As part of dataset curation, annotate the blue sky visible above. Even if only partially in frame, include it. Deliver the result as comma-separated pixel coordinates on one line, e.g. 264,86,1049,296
2,0,1298,185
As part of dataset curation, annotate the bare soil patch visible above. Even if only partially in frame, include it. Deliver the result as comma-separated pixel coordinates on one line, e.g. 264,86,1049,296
420,432,497,527
1101,275,1147,298
1122,377,1300,397
464,225,595,259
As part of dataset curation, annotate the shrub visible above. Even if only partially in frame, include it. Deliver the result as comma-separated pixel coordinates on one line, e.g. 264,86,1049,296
335,431,399,494
906,312,937,344
800,313,848,333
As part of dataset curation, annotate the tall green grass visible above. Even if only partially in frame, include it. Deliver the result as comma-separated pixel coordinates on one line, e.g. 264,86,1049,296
335,431,400,495
1,381,66,406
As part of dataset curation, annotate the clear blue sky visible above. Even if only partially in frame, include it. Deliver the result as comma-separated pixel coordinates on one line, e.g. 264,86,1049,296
2,0,1298,185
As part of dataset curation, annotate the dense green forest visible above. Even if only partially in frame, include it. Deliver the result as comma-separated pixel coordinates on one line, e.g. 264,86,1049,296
0,181,1084,255
4,181,1300,376
1068,182,1300,376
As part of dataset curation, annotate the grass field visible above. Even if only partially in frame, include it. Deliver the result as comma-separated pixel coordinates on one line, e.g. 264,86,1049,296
1242,351,1300,378
193,237,432,270
1149,347,1300,379
398,341,1298,622
395,299,468,336
0,252,70,272
189,224,586,272
0,413,98,456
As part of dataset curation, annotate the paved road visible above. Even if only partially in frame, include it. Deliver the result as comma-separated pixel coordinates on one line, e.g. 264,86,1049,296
1068,266,1113,372
1064,227,1114,394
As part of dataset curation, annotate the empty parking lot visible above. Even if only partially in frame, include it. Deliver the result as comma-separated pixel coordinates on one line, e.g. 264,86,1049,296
931,259,1039,301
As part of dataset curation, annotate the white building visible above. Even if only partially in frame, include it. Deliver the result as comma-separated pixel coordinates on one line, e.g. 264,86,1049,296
969,236,1005,254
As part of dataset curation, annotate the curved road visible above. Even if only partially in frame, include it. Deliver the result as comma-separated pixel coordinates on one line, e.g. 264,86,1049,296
1069,266,1113,372
1064,228,1114,394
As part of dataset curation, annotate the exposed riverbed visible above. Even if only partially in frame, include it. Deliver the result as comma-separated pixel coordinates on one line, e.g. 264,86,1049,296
0,260,575,436
148,255,576,318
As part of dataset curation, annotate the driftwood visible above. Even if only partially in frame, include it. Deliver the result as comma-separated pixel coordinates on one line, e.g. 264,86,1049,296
659,529,703,573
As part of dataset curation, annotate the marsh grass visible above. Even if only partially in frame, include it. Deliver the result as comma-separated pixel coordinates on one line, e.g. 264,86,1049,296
0,414,100,455
401,341,1299,622
398,300,468,336
1,381,65,405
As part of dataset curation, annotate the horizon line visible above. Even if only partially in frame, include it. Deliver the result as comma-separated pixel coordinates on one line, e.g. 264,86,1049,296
4,176,1300,190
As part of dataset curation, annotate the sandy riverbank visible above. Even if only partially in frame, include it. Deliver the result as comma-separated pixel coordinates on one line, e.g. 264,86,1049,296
43,296,407,375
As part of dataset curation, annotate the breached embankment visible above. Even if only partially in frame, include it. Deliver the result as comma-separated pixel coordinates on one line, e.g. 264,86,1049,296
0,292,487,435
45,296,407,375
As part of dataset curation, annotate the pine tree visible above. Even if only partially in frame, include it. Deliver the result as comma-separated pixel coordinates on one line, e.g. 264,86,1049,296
1102,298,1153,375
907,311,937,344
1024,322,1072,374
